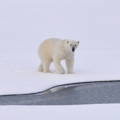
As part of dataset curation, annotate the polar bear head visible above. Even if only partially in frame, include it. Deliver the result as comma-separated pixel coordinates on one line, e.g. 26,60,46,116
64,40,79,53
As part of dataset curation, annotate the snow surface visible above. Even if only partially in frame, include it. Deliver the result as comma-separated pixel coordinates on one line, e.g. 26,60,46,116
0,0,120,95
0,49,120,95
0,104,120,120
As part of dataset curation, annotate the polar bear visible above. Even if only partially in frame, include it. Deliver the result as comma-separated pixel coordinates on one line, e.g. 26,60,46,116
38,38,79,74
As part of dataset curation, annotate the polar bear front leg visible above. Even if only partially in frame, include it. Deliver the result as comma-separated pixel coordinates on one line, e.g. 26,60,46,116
66,57,74,74
53,58,65,74
38,64,43,72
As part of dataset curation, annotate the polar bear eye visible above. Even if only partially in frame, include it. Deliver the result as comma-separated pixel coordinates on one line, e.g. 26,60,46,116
67,41,69,44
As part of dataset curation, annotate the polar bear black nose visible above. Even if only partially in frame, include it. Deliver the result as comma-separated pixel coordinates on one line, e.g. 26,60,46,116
72,47,75,52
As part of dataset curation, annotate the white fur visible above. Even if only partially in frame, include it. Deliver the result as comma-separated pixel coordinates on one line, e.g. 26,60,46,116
38,38,79,74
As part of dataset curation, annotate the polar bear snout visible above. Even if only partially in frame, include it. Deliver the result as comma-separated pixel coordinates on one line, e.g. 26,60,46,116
72,47,75,52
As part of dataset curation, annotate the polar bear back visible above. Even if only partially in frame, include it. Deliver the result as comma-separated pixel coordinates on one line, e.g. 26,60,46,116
38,38,65,61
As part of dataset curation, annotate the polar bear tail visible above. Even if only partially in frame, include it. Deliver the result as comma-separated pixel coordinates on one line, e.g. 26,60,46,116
38,64,43,72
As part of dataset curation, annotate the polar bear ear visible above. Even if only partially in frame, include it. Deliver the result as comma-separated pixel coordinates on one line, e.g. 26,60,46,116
67,41,69,44
77,41,80,45
64,40,69,44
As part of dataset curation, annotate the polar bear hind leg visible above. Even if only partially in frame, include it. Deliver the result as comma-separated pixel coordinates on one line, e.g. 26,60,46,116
38,60,51,73
38,62,51,72
41,60,51,73
38,64,43,72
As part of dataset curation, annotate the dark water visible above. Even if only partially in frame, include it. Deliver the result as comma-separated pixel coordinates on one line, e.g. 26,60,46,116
0,81,120,105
